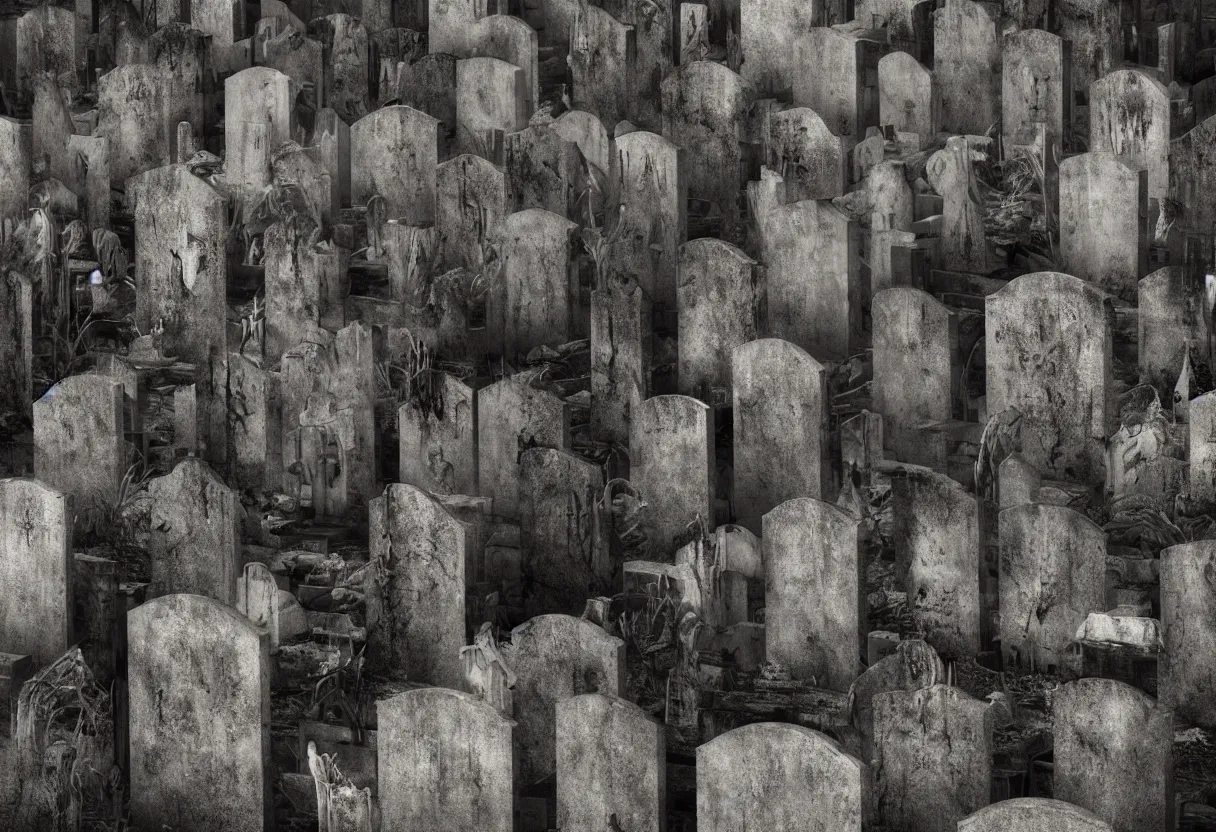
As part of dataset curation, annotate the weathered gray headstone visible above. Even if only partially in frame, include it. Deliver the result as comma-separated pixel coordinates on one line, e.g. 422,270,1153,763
1059,0,1122,119
224,66,295,205
477,377,571,516
0,117,29,224
436,153,508,271
591,272,652,448
934,0,1001,136
467,14,538,114
227,354,281,493
33,375,125,517
150,24,210,162
959,798,1115,832
97,65,169,185
350,105,439,224
1059,153,1147,303
398,54,458,152
793,28,881,137
878,51,936,143
0,479,72,667
455,57,528,160
1002,29,1071,150
767,107,845,202
398,372,477,496
569,4,635,133
678,238,760,403
740,0,817,97
1089,69,1170,201
147,459,240,605
1159,540,1216,729
848,639,945,766
504,123,582,217
264,218,340,363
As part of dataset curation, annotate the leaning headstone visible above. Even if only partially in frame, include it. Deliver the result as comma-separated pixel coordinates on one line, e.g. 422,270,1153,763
1089,69,1170,201
934,0,1001,136
1059,153,1147,303
1159,540,1216,729
1002,29,1071,150
377,688,515,832
224,66,295,205
732,338,828,535
630,395,715,559
986,272,1114,484
556,694,664,832
367,484,470,689
128,594,271,832
33,375,125,517
97,65,169,185
959,798,1115,832
477,377,571,517
0,479,72,667
397,54,458,153
871,288,956,469
350,105,439,224
262,26,324,100
553,109,613,182
698,723,867,832
1053,678,1174,832
455,57,528,161
677,238,761,403
999,503,1106,677
763,497,863,691
890,469,980,659
878,51,936,143
398,373,477,496
873,684,993,832
849,639,945,766
500,614,625,785
436,153,508,271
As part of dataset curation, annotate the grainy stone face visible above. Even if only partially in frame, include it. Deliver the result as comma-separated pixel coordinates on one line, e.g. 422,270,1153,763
740,0,818,97
1160,541,1216,729
599,0,670,130
926,136,989,274
762,497,863,691
1002,29,1070,149
398,54,458,150
128,594,271,832
569,3,634,132
436,153,508,271
1058,153,1147,303
697,722,867,832
150,24,209,161
934,0,1001,136
350,105,439,224
0,117,30,225
0,478,72,668
959,798,1115,832
476,377,571,517
398,373,477,496
630,395,715,560
878,52,935,142
553,109,613,180
504,124,582,218
500,614,625,785
227,354,282,493
793,29,879,138
556,694,664,832
0,269,33,423
999,503,1106,677
1059,0,1122,124
223,67,294,204
998,452,1040,509
467,14,539,114
367,484,470,688
1089,69,1170,201
767,108,844,202
263,218,338,363
873,684,993,832
732,338,828,535
33,375,125,516
377,688,515,832
1190,393,1216,503
591,272,651,448
455,57,528,159
849,640,945,765
16,6,78,97
1138,268,1210,400
1052,678,1174,832
97,64,170,186
1169,114,1216,241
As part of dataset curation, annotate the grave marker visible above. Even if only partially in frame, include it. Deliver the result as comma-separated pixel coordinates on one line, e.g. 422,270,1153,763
0,479,72,668
1059,153,1147,303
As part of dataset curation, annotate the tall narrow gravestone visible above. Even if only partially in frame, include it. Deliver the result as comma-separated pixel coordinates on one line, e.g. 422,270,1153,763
398,373,477,496
477,377,571,517
0,479,72,668
1058,153,1147,303
33,375,125,518
1159,541,1216,729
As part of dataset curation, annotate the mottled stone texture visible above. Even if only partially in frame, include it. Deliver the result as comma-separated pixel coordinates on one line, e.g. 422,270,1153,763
591,273,652,448
763,498,863,691
959,798,1115,832
934,0,1001,136
792,28,879,138
398,373,477,496
500,614,625,785
1059,0,1121,114
1059,153,1146,303
678,238,760,402
998,453,1040,509
436,153,507,271
128,594,271,832
740,0,818,96
477,377,571,517
1139,268,1209,399
554,109,612,178
891,469,980,659
227,354,281,493
878,52,935,142
767,108,844,202
223,67,294,204
1160,541,1216,729
398,54,458,146
97,64,169,185
871,288,956,469
33,375,125,514
147,459,241,605
0,269,32,422
732,338,828,535
873,684,992,832
150,24,209,161
378,688,515,832
263,219,337,364
1089,69,1170,201
367,484,470,689
926,136,989,274
599,0,670,130
986,272,1113,485
1053,679,1174,832
697,722,867,832
456,57,528,158
850,640,945,765
468,14,538,113
351,105,439,224
504,124,582,217
556,694,664,832
0,479,72,667
630,395,715,560
519,448,611,616
1002,29,1071,149
999,504,1106,676
0,117,29,224
15,6,77,96
569,4,635,132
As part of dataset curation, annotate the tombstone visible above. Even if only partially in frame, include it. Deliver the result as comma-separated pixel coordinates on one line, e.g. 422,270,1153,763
1058,153,1147,303
504,124,582,217
351,105,439,224
264,218,340,363
519,448,612,615
758,195,863,361
793,28,881,137
608,131,686,313
15,6,77,97
1159,540,1216,729
766,108,845,202
591,272,652,448
934,0,1001,136
127,595,269,831
500,614,625,784
224,67,295,205
841,410,884,485
146,459,240,605
310,15,370,120
999,503,1106,676
630,395,715,559
740,0,817,97
679,2,708,65
998,453,1040,508
1059,0,1122,117
849,639,946,766
1052,678,1173,832
986,272,1114,484
1002,30,1071,150
0,479,72,668
435,153,507,273
1089,69,1170,202
926,136,990,273
1168,114,1216,245
31,73,74,187
467,14,538,114
97,65,169,185
367,484,470,688
150,24,210,162
273,145,333,226
553,109,613,182
313,108,352,214
698,723,867,831
878,51,936,143
187,0,244,44
556,694,664,832
890,468,980,658
477,377,571,516
568,4,635,133
660,62,753,226
398,54,458,153
33,375,125,517
227,354,282,493
398,373,477,496
429,0,497,53
873,684,993,832
871,288,956,468
264,27,324,110
488,208,578,360
67,134,110,230
377,688,515,832
0,117,29,224
762,497,863,691
959,799,1115,832
732,339,827,534
456,57,528,160
677,239,760,403
0,263,32,424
